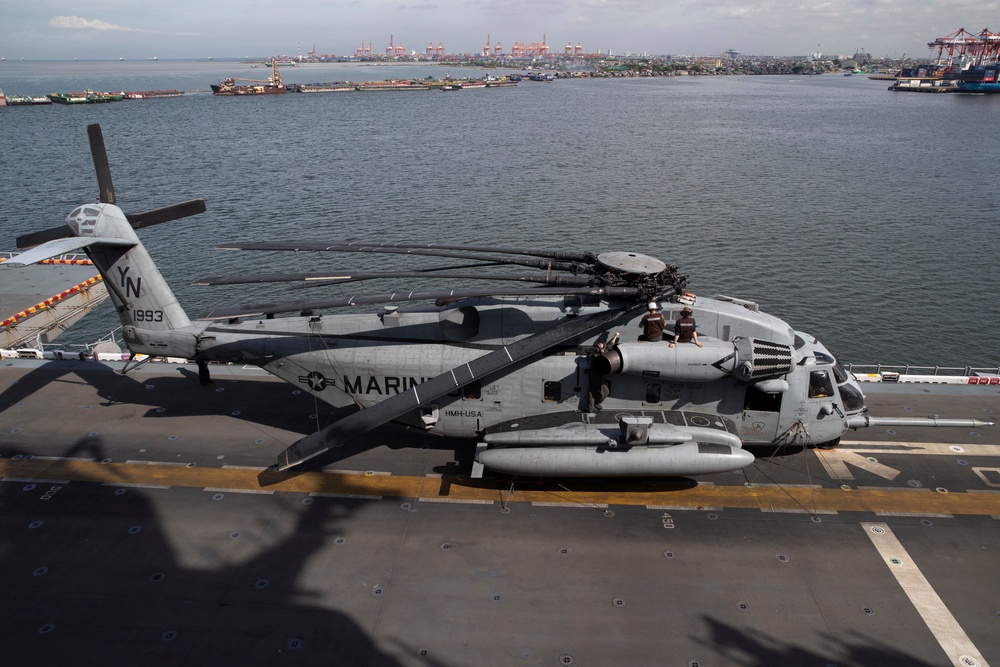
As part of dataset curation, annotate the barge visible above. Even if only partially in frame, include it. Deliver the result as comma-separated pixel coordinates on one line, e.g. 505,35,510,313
46,91,124,104
122,90,184,99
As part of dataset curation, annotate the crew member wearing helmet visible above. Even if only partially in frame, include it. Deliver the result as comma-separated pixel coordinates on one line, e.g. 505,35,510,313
638,301,667,342
670,307,703,348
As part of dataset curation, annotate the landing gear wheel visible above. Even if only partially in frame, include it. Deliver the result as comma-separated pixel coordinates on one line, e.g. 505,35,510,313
815,438,840,450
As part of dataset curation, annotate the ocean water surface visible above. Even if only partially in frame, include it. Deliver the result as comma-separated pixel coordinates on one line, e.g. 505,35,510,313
2,60,998,368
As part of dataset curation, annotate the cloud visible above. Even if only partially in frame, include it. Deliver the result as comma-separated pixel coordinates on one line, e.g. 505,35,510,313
50,16,145,32
49,15,198,36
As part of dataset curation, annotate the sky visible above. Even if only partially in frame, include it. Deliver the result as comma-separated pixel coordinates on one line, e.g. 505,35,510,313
2,0,999,60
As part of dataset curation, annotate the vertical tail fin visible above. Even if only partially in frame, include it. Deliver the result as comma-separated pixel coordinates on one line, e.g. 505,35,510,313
7,203,199,358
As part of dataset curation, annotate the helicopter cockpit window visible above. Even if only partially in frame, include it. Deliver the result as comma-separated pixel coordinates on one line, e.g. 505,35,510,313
833,362,849,384
543,381,562,403
838,382,865,412
813,352,835,365
808,370,834,398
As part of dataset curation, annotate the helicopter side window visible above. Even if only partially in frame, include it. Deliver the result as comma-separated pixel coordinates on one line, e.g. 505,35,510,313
808,370,835,398
744,385,782,412
645,383,661,404
463,380,482,400
543,381,562,403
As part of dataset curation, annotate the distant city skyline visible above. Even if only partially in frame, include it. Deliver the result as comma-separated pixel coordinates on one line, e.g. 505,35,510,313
1,1,996,61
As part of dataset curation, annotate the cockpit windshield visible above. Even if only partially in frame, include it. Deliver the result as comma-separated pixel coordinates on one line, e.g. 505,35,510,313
833,362,849,384
838,382,865,412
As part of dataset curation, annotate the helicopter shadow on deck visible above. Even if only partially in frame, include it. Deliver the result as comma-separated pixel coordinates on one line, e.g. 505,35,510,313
0,359,329,437
696,616,941,667
0,431,447,666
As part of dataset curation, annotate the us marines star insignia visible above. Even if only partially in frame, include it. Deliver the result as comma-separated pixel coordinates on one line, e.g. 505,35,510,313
299,371,330,391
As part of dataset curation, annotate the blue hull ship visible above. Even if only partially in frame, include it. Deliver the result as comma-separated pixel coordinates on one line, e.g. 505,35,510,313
956,64,1000,92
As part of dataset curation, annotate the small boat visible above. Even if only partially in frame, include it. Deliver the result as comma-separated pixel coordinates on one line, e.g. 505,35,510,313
0,88,5,107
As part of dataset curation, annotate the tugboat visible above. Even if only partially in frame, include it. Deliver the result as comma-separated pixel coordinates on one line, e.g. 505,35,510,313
211,58,287,96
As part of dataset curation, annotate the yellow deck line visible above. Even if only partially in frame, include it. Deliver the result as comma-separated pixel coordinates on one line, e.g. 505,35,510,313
3,458,1000,516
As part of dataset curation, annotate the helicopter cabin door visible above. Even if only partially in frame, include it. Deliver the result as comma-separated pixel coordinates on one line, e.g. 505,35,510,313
739,385,782,442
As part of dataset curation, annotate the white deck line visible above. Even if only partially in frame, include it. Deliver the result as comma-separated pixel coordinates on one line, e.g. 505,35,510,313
1,477,70,485
418,497,495,505
203,487,275,495
841,442,1000,457
646,505,723,511
101,482,171,490
862,522,990,667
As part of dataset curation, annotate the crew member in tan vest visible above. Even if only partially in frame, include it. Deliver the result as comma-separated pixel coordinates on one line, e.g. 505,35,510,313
669,307,703,348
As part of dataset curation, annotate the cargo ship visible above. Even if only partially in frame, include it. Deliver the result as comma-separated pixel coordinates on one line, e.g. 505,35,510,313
955,64,1000,92
211,59,286,95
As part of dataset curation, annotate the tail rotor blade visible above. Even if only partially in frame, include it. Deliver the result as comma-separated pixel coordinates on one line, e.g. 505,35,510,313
88,124,116,204
17,125,206,250
128,199,207,229
16,200,208,249
16,226,73,250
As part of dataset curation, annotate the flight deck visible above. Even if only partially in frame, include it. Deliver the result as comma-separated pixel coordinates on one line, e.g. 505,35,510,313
1,360,998,666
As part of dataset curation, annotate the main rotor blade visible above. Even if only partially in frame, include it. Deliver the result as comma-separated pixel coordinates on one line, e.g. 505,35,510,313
276,240,598,264
194,269,594,288
275,296,659,471
218,242,590,274
88,124,115,204
203,285,642,319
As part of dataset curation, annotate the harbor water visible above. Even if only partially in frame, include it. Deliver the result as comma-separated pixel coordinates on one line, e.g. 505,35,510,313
1,60,998,369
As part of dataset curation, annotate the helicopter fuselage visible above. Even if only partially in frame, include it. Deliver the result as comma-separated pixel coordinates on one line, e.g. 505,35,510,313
189,294,863,450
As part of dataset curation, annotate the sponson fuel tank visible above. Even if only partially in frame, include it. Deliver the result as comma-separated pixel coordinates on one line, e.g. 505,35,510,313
592,337,793,383
477,443,755,477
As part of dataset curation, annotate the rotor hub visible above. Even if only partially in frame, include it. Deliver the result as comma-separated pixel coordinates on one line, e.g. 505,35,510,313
596,252,667,276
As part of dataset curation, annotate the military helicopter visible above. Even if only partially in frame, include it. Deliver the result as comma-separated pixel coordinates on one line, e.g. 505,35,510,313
8,125,993,478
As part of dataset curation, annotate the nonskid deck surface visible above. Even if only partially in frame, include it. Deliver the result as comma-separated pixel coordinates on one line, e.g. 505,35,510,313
0,360,997,666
